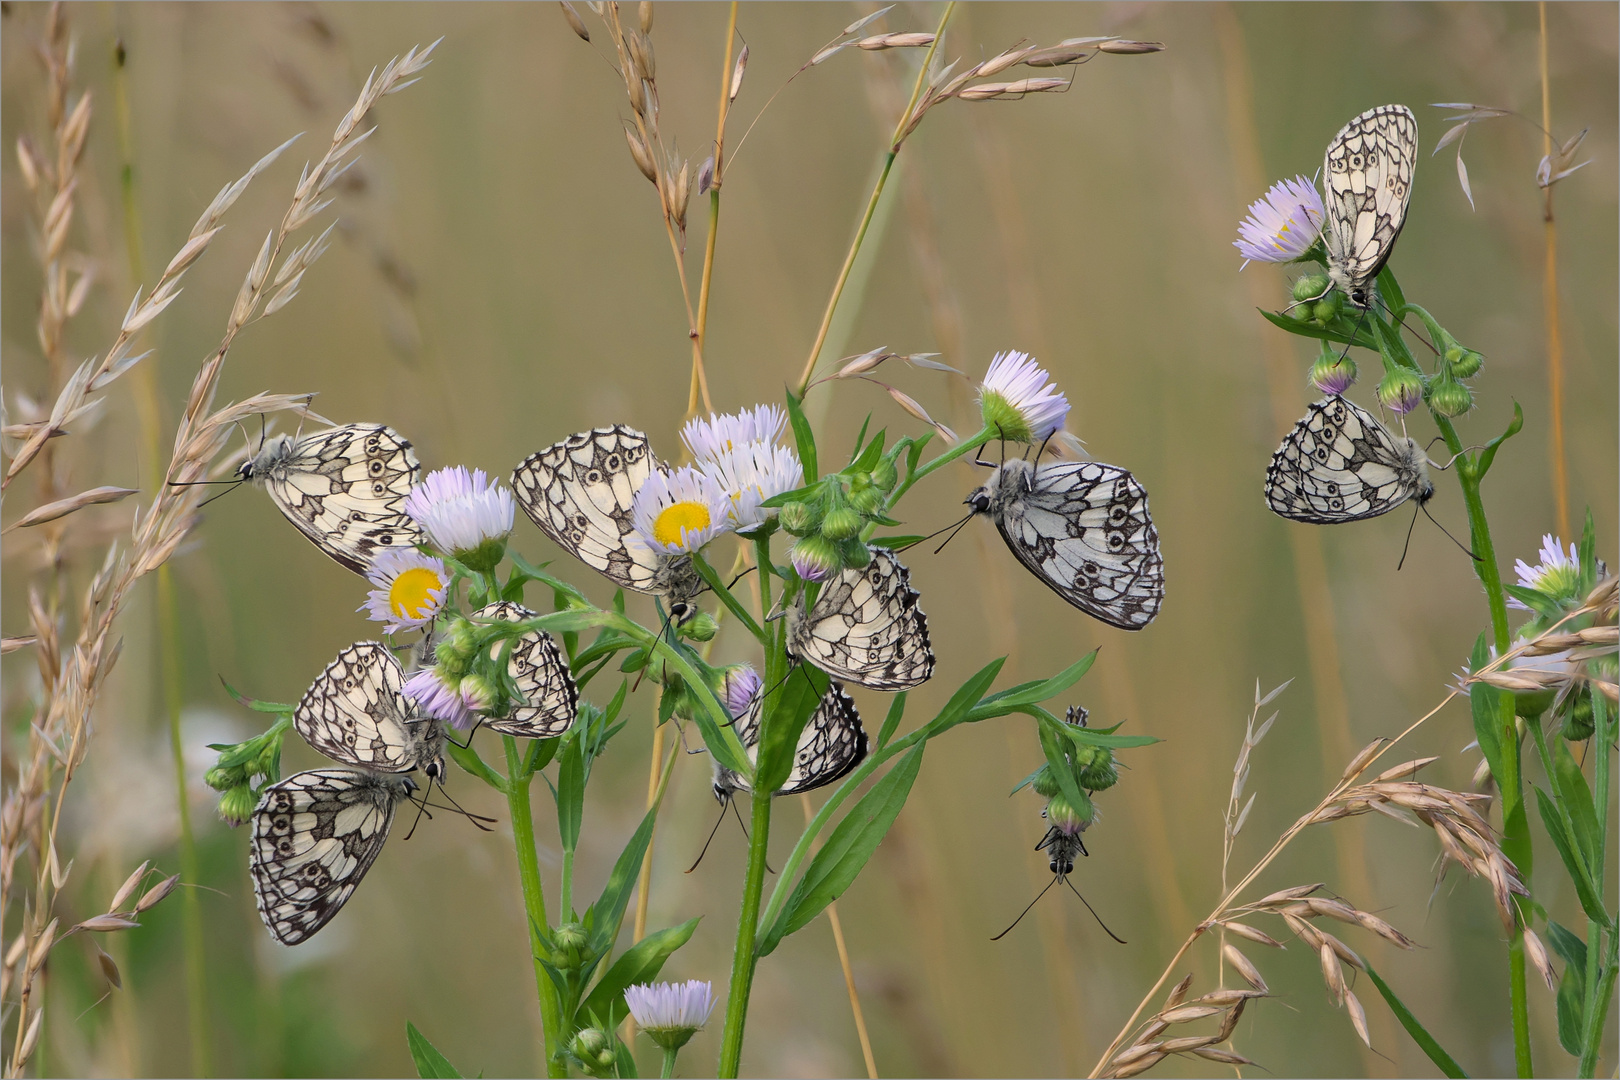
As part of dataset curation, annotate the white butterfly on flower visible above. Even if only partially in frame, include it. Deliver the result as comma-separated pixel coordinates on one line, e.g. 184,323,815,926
1321,104,1418,310
1265,395,1433,523
711,682,868,805
967,458,1164,631
511,427,708,622
251,641,444,945
789,547,933,691
471,602,579,738
238,423,423,575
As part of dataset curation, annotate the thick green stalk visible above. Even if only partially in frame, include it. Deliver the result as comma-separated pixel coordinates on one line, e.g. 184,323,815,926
717,785,773,1077
1578,692,1614,1076
505,735,566,1078
661,1045,681,1079
1432,410,1531,1075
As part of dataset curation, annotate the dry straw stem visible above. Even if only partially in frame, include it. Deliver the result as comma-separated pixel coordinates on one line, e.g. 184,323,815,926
1087,599,1610,1077
1,42,436,1078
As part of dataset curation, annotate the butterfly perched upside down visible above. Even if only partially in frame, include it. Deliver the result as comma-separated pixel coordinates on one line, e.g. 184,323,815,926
1265,395,1433,524
788,547,935,691
1321,104,1419,311
711,682,869,805
966,457,1165,631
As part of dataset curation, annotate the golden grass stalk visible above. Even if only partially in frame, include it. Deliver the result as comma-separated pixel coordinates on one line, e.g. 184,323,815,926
1539,1,1570,540
1,39,437,1078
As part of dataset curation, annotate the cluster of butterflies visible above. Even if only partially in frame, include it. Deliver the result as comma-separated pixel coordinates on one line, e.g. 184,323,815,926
1263,106,1444,533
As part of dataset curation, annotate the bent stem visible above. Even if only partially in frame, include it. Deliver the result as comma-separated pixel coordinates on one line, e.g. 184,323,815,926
1432,409,1532,1076
504,735,566,1078
717,785,774,1077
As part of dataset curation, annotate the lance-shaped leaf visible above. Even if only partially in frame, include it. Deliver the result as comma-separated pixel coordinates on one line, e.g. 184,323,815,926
577,918,700,1030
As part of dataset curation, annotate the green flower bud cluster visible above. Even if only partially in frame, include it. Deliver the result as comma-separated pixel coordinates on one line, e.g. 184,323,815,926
206,718,291,826
567,1028,619,1078
1561,686,1595,742
781,459,901,581
1030,739,1118,798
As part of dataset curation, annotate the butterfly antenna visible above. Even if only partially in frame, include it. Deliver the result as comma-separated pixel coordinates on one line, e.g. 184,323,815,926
932,512,975,555
753,659,805,713
728,795,775,873
1422,502,1481,561
1064,876,1127,944
402,777,436,841
1397,501,1422,572
442,717,487,751
196,482,246,509
1034,433,1054,462
433,784,498,832
632,608,675,693
971,442,995,469
686,801,730,873
727,564,759,590
991,875,1060,941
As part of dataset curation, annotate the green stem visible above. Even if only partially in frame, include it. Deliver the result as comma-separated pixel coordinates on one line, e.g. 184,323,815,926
717,786,773,1077
1579,692,1615,1076
661,1045,680,1080
1433,410,1531,1076
505,735,565,1078
884,423,997,512
160,566,212,1077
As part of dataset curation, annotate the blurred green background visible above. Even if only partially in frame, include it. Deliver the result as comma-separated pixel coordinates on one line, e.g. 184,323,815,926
3,2,1616,1076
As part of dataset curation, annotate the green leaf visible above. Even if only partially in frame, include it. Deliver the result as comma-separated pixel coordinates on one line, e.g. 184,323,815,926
523,735,559,775
871,534,926,551
1577,508,1598,595
1036,713,1092,828
876,691,907,749
1533,786,1608,924
578,918,701,1030
755,665,830,794
1259,308,1377,350
786,389,818,481
1009,764,1046,796
219,679,295,716
1468,638,1506,786
1362,963,1467,1077
850,429,887,473
446,740,507,792
585,802,660,954
1551,738,1601,872
406,1022,465,1079
556,735,585,852
758,741,925,958
920,658,1006,740
1504,584,1565,621
1474,401,1524,480
1547,919,1590,970
507,551,588,607
849,414,872,465
980,651,1096,710
1376,265,1407,313
1546,920,1589,1055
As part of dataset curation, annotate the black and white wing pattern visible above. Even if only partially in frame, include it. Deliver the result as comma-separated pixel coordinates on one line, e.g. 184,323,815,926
1322,104,1418,309
294,642,445,777
250,768,415,945
511,426,701,610
968,458,1163,631
473,602,579,738
241,423,422,575
1265,395,1432,523
715,683,869,799
789,548,933,691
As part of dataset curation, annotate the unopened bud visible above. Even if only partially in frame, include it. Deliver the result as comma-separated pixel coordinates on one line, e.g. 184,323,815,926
1563,689,1595,741
838,537,872,570
1376,368,1424,415
1310,351,1357,396
681,611,719,642
1078,747,1118,791
1428,374,1473,418
1448,348,1484,379
1293,274,1330,303
870,458,897,491
205,763,248,792
821,506,862,542
791,534,839,582
848,485,885,516
218,783,257,827
779,500,818,536
569,1028,618,1077
1312,291,1343,324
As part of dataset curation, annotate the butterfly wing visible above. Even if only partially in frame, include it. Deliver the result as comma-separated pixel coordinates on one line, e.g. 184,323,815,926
790,548,934,691
472,602,579,738
249,768,410,945
257,424,422,575
778,683,869,795
992,461,1164,630
1265,396,1423,523
294,642,424,772
1323,104,1418,302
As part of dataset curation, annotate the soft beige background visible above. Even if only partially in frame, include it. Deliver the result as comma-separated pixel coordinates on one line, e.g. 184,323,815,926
3,3,1616,1077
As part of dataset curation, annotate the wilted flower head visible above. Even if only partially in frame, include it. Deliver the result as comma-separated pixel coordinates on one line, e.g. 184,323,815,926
404,667,481,731
701,441,804,533
1510,534,1581,609
405,467,515,569
977,351,1070,444
625,979,716,1051
362,550,449,633
681,405,787,462
1235,175,1325,267
631,466,732,555
718,664,761,719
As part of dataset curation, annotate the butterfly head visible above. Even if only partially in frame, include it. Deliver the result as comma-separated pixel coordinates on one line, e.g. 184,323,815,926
1036,825,1087,878
239,433,295,483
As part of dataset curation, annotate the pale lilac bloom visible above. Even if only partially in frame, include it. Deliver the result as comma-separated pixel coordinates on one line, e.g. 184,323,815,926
1509,534,1580,608
978,351,1070,443
361,550,448,633
624,979,716,1039
701,441,804,533
681,405,787,463
404,466,515,556
719,665,762,719
404,667,480,731
631,466,732,555
1235,175,1325,267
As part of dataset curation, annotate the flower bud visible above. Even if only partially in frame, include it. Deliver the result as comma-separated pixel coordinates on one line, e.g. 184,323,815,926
205,762,249,792
434,615,478,676
554,920,589,965
870,457,898,491
820,506,862,541
1292,273,1330,302
718,664,761,718
1428,373,1473,418
1309,351,1357,396
218,783,258,827
791,534,840,582
1077,747,1118,791
1312,291,1342,324
779,499,819,536
1032,765,1063,798
1045,791,1091,835
1448,348,1484,379
1562,689,1595,742
460,673,497,713
1376,368,1424,415
568,1028,618,1077
848,485,886,516
681,611,719,642
838,537,872,570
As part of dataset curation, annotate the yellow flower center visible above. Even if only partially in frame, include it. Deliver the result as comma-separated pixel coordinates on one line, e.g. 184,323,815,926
389,566,443,619
653,501,711,547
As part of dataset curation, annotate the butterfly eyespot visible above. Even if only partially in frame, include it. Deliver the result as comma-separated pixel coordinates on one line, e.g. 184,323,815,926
271,815,292,834
1108,505,1128,524
368,460,385,476
352,511,365,521
1107,532,1126,550
371,481,386,495
276,838,294,855
1350,153,1362,167
585,469,603,484
605,454,623,470
343,678,355,690
1325,483,1339,495
346,733,357,745
1315,449,1329,462
1083,561,1100,575
377,533,394,545
1330,498,1343,509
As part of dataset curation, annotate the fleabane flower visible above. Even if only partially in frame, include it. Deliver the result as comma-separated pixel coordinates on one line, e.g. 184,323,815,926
361,550,449,633
977,351,1070,444
1235,174,1325,267
701,441,804,533
404,466,515,571
681,405,787,463
404,667,482,731
1510,534,1581,609
718,664,761,719
631,466,732,555
624,980,716,1051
